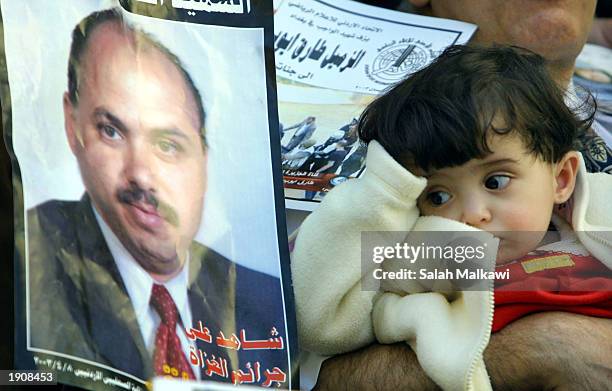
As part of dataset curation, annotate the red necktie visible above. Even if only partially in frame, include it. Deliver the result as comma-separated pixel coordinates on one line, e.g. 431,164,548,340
150,284,196,380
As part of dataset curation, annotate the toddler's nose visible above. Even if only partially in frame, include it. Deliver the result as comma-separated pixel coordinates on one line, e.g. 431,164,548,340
460,197,492,228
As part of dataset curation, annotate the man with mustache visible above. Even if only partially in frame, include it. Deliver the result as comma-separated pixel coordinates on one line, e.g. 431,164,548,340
303,0,611,390
26,8,288,384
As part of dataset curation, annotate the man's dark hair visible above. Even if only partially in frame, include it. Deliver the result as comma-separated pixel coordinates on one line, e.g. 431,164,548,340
358,44,595,171
67,8,207,147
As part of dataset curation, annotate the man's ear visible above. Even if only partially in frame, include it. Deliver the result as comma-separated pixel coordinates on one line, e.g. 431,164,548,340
553,151,580,204
63,92,82,154
202,151,209,190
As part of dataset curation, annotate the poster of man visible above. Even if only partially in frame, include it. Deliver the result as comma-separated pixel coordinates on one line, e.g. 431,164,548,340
0,0,295,389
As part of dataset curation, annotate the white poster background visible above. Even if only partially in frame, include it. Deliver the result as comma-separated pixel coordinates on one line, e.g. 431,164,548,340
2,0,281,276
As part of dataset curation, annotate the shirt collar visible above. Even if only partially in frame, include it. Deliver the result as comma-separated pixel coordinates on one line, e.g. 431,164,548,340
92,204,191,325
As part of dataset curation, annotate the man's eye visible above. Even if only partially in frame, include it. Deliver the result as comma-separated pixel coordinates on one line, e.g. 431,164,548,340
484,175,510,190
98,124,121,140
158,140,180,154
427,191,451,206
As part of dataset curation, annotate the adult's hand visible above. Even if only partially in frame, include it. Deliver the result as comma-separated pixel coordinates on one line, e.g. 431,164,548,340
315,312,612,390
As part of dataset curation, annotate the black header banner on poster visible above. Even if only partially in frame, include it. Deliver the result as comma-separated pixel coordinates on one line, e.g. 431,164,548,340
0,0,297,389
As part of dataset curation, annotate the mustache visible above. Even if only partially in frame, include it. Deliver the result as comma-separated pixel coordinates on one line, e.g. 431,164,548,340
117,184,179,227
117,184,159,208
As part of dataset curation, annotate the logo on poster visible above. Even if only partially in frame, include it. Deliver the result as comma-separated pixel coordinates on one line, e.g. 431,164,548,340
169,0,251,14
365,39,431,85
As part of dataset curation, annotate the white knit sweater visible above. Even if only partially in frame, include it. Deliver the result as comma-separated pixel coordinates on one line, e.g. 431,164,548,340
291,140,612,391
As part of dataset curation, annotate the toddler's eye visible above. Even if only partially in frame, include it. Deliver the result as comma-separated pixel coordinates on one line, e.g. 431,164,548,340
484,175,510,190
427,191,451,206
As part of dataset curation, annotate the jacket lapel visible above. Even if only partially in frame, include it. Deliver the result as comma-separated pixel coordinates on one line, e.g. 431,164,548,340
71,196,152,379
187,243,237,379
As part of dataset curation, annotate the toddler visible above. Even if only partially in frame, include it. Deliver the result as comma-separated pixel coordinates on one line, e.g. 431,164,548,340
291,45,612,391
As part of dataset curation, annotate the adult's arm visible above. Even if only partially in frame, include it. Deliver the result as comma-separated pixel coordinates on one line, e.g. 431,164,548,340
315,312,612,390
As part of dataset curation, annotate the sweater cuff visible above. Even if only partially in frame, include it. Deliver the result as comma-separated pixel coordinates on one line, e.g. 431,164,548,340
363,140,427,199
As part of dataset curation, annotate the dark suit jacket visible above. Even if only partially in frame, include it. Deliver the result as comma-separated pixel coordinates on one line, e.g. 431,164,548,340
27,196,288,382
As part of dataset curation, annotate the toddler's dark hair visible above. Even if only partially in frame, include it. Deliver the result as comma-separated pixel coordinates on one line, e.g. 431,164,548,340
358,45,595,171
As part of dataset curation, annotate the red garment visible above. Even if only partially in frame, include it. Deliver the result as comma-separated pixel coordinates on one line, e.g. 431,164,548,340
150,284,196,379
492,252,612,332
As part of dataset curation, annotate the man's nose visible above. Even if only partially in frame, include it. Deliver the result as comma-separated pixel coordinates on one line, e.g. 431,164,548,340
124,145,155,191
459,197,492,228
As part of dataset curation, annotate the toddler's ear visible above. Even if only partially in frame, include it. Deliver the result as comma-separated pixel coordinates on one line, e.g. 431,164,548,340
553,151,580,204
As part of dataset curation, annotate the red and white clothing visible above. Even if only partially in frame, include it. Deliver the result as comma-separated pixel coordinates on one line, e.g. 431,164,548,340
292,141,612,391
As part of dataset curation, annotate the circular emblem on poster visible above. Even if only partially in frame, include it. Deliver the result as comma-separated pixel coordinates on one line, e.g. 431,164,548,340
366,39,431,85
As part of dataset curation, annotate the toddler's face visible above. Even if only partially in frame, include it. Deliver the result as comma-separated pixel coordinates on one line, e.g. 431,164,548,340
415,133,572,264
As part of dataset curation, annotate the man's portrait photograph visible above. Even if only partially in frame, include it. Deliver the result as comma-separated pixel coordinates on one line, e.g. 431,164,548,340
2,0,293,387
